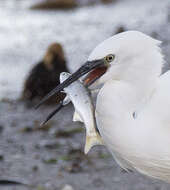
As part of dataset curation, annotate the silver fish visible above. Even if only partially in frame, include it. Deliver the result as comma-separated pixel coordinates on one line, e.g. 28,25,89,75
60,72,103,154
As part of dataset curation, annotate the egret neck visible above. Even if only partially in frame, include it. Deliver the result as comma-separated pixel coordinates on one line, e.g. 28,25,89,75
94,39,163,115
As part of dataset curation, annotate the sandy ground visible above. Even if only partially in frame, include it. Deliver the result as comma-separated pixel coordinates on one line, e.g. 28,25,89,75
1,101,170,190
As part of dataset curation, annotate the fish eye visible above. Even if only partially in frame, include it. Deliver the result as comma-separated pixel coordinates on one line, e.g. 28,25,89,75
104,54,115,63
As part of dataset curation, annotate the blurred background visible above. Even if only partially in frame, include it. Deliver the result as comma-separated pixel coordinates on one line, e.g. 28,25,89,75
0,0,170,190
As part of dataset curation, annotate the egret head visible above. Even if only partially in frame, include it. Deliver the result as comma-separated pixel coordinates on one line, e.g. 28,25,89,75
85,31,163,88
44,43,65,70
36,31,164,108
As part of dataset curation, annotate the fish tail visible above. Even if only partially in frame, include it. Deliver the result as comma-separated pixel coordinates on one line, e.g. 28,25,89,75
73,111,83,122
84,133,103,154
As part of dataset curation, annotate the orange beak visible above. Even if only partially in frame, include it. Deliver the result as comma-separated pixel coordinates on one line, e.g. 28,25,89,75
84,66,107,86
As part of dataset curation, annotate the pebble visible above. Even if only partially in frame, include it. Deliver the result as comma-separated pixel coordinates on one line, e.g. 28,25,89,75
32,165,39,172
61,184,74,190
93,178,104,187
0,155,4,161
114,26,126,34
0,125,4,133
38,139,60,149
66,162,82,173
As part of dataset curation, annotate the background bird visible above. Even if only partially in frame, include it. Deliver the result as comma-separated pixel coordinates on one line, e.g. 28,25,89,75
21,43,68,105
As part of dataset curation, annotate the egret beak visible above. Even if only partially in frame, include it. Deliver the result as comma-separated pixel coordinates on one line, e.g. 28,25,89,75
40,101,64,125
35,59,105,108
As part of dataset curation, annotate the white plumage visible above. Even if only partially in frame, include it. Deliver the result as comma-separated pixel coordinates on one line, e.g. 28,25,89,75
89,31,170,182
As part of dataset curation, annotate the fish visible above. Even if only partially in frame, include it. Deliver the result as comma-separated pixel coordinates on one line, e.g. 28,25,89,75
60,72,103,154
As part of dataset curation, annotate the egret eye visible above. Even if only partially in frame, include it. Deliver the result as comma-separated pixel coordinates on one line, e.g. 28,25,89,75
104,54,115,63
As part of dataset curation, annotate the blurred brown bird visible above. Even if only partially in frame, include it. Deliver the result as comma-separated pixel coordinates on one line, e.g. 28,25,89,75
21,43,68,105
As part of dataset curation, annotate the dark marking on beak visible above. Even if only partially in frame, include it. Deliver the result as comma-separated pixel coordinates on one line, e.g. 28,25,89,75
35,58,105,109
40,101,63,126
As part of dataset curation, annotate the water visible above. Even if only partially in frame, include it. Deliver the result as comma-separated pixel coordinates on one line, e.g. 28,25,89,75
0,0,169,100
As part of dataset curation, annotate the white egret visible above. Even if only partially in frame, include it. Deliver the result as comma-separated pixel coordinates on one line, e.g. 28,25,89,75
37,31,170,183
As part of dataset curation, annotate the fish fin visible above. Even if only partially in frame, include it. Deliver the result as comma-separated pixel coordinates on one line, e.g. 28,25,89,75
73,111,83,122
63,95,71,105
84,133,103,154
